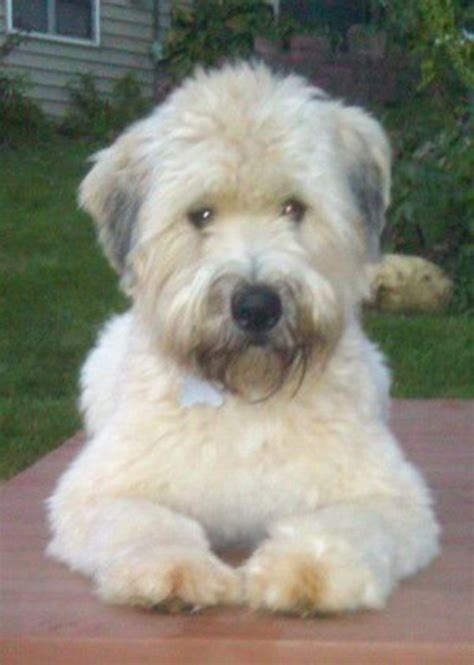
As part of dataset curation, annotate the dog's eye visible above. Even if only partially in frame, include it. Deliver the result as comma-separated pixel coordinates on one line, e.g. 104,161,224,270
282,198,306,223
188,207,214,229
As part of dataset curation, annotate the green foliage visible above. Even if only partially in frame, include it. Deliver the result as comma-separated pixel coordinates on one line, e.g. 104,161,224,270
415,0,473,92
61,73,110,140
0,73,52,146
371,2,473,313
61,72,151,141
383,106,473,313
164,0,295,81
452,233,474,314
110,73,151,129
374,0,473,100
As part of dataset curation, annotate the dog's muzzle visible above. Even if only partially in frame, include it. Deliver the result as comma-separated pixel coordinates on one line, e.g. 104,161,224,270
231,284,282,337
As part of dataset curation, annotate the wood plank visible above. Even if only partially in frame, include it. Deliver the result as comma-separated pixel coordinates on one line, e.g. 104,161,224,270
1,401,473,663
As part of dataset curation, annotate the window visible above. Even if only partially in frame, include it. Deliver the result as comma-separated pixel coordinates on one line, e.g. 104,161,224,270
281,1,368,29
8,0,100,45
280,1,369,44
265,0,280,14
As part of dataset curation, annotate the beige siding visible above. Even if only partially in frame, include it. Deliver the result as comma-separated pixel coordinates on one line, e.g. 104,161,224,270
0,2,5,38
1,0,193,117
1,0,156,116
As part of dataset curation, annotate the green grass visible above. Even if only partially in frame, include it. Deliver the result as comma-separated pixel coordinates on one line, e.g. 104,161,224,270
1,141,125,479
1,141,473,479
364,313,473,399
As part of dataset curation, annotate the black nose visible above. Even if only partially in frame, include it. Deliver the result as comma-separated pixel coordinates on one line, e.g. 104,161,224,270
231,285,282,334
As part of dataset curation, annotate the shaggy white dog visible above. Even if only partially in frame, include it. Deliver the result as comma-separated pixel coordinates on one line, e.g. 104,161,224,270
47,62,439,615
367,253,453,313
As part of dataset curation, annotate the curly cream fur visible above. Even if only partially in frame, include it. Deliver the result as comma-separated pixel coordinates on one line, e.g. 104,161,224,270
367,253,453,313
47,63,439,615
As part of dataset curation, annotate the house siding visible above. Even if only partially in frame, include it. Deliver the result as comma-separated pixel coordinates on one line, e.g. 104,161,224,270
0,0,188,117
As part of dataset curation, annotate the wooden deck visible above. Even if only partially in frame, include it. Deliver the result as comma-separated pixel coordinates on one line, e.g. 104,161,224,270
1,400,473,664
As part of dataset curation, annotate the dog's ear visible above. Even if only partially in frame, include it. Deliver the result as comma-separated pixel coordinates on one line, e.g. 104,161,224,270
79,124,152,273
336,106,391,257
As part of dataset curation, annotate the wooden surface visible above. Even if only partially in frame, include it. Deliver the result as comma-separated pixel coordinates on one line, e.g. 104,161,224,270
1,400,473,664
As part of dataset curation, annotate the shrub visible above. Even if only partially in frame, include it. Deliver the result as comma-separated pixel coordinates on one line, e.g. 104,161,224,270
384,108,473,313
109,73,150,130
0,73,52,146
372,0,473,104
370,1,473,313
61,72,151,141
61,73,111,140
163,0,295,81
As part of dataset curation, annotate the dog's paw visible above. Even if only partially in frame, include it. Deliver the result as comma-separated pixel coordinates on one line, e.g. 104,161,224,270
242,538,390,615
95,545,241,610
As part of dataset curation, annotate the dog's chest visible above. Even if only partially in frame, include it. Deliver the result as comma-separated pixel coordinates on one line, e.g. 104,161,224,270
131,402,349,545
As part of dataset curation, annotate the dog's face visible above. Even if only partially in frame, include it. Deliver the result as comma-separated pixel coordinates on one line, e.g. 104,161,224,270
80,63,391,397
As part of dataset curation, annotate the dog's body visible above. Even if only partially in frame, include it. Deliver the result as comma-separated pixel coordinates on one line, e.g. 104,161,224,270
367,253,453,313
47,63,439,614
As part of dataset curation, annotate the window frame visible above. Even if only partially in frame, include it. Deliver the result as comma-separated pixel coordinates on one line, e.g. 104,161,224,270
5,0,101,47
265,0,280,15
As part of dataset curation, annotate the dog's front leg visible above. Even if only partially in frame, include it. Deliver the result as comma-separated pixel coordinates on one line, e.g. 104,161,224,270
242,496,439,615
48,496,240,609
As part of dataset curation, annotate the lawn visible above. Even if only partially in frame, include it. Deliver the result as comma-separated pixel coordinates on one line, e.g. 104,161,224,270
1,142,473,479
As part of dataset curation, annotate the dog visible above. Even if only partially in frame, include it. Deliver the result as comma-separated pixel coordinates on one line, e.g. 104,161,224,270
47,62,439,615
367,253,453,313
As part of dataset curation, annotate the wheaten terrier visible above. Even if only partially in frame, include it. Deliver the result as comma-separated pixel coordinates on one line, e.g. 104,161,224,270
47,63,439,615
367,253,453,313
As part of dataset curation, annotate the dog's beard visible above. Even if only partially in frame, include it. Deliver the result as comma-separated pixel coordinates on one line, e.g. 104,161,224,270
191,306,337,401
193,331,308,401
149,270,345,401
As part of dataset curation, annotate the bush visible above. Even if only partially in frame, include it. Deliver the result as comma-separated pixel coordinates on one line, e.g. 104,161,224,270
373,0,473,104
163,0,295,81
61,73,110,140
0,73,52,146
383,107,473,313
61,72,151,141
109,73,150,130
370,1,473,313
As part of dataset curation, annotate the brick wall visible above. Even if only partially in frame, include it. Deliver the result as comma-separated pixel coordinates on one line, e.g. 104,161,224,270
255,27,405,107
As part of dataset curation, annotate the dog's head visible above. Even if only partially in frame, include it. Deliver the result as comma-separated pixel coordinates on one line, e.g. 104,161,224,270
80,63,391,398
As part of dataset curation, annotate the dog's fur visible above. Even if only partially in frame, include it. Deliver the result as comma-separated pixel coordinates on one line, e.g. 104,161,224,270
367,253,453,313
47,63,439,615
